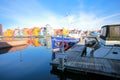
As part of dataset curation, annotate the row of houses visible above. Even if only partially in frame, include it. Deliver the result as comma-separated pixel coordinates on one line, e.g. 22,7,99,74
0,24,101,38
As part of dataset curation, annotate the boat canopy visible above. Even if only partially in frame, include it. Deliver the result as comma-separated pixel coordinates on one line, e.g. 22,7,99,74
100,24,120,41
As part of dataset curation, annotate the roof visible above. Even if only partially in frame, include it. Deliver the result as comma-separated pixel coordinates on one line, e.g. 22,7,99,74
102,24,120,28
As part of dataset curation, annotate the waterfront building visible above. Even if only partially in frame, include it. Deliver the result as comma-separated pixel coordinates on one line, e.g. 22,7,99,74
0,24,2,36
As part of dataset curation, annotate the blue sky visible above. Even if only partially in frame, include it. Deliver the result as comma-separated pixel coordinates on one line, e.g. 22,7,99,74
0,0,120,31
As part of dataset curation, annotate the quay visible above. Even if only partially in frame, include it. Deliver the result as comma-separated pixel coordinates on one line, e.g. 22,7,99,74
0,40,27,49
50,43,120,78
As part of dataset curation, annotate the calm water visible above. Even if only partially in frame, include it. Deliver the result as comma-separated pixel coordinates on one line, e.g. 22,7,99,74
0,38,116,80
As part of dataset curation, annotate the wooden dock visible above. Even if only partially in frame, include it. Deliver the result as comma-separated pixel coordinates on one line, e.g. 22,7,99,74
50,43,120,78
0,40,27,49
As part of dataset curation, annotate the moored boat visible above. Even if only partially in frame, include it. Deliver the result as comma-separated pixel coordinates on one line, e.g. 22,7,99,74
51,36,80,52
84,24,120,59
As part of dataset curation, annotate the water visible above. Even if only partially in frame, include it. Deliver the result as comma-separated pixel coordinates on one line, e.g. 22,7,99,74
0,38,117,80
0,45,58,80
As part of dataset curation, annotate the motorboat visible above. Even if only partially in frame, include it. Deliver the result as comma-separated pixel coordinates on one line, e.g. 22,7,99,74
84,24,120,59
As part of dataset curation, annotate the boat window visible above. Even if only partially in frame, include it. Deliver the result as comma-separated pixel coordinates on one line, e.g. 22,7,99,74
101,27,106,37
110,26,120,37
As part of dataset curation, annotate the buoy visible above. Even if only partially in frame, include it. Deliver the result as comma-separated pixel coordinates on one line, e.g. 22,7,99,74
59,41,69,50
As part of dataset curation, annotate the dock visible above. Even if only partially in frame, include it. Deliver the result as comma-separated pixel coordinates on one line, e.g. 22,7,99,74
0,40,27,49
50,43,120,78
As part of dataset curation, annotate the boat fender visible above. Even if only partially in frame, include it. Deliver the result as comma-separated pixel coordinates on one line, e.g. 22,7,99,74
59,41,69,50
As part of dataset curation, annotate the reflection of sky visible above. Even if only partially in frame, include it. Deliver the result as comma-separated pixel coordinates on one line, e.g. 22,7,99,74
0,45,58,80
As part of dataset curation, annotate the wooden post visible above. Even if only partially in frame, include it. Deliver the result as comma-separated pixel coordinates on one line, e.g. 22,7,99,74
81,37,87,56
57,34,65,71
61,34,64,53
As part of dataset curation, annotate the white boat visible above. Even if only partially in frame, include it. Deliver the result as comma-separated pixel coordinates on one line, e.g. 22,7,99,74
84,24,120,60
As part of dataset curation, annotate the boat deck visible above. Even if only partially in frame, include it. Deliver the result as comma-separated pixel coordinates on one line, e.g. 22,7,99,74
51,43,120,78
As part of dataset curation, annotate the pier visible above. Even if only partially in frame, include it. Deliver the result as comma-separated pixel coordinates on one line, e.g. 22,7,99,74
0,40,27,49
50,43,120,78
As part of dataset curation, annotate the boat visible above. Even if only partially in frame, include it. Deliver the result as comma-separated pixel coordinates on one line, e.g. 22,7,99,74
51,24,120,78
84,24,120,59
51,36,80,52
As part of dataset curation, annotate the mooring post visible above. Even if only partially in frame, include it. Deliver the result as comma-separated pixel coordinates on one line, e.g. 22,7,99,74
57,34,65,71
62,34,64,53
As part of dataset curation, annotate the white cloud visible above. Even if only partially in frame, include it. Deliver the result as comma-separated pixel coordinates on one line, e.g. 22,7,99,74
3,12,120,31
1,0,120,31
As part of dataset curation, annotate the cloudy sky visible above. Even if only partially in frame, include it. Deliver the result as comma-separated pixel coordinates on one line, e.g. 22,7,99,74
0,0,120,31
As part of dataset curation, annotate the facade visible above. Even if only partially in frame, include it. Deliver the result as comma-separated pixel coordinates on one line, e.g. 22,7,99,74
45,24,54,36
0,24,2,36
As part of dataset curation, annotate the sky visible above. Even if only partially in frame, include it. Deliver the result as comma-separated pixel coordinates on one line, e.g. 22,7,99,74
0,0,120,31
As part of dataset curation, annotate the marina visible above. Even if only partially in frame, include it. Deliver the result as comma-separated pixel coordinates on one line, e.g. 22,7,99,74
0,0,120,80
0,37,119,80
51,24,120,79
0,24,120,80
0,0,120,79
51,43,120,78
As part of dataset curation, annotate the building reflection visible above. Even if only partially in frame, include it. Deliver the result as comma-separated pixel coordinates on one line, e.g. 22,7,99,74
26,38,46,47
0,38,47,55
45,36,52,48
0,45,28,54
0,38,48,63
32,38,43,47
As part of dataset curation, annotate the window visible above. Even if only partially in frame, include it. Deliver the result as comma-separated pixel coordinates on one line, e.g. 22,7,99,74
110,26,120,37
101,27,106,37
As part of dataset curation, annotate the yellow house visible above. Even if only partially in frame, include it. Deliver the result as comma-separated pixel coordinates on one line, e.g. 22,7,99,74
62,27,68,36
32,27,42,36
23,28,29,36
3,29,13,40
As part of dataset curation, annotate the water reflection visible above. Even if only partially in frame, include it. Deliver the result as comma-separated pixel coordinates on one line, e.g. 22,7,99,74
0,38,48,55
52,52,56,60
45,36,52,48
0,45,28,54
19,50,23,62
50,67,117,80
0,37,118,80
24,38,46,47
31,38,43,47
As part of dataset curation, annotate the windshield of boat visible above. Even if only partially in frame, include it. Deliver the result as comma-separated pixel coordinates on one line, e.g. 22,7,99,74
101,27,107,37
110,26,120,37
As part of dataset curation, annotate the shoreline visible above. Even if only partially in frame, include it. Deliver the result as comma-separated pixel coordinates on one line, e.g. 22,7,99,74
0,40,27,49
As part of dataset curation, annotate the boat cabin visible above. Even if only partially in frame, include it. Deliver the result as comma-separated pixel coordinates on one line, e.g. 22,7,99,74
93,24,120,59
100,24,120,45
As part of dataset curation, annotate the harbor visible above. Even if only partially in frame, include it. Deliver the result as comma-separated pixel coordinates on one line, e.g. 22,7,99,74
0,37,119,80
51,24,120,79
51,42,120,78
0,24,120,80
0,0,120,80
